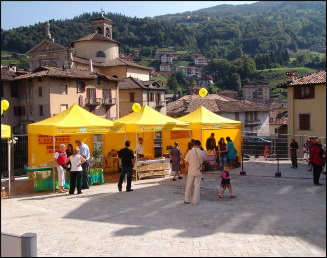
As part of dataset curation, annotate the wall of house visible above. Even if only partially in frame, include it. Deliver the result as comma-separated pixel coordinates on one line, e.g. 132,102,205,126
220,111,270,135
0,81,22,129
48,78,118,120
126,67,150,81
74,41,119,62
288,84,326,138
99,66,127,79
119,89,143,117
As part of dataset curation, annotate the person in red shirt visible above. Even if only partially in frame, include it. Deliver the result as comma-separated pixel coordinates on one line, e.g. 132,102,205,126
54,144,68,193
310,138,326,186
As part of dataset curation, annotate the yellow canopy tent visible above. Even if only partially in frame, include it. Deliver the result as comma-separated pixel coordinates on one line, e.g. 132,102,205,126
27,104,122,165
103,105,190,159
163,106,242,159
1,124,11,138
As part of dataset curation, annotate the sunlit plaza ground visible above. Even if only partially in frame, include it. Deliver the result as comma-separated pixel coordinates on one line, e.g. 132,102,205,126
1,160,326,257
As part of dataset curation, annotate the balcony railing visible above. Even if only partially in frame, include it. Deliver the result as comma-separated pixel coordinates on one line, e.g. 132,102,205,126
85,98,101,106
245,120,261,126
102,98,116,106
156,100,165,108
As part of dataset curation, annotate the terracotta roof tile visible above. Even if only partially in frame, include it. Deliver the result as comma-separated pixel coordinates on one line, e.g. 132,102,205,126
1,69,17,81
73,33,120,45
14,66,119,81
118,77,164,90
278,69,326,88
73,57,152,71
167,94,270,116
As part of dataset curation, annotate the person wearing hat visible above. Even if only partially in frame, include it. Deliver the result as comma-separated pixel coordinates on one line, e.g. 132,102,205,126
310,138,326,186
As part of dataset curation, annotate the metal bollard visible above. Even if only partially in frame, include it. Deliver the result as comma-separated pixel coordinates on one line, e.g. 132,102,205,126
240,153,246,176
21,233,37,257
275,153,281,177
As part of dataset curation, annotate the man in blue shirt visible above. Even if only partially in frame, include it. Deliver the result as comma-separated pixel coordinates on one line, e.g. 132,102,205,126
76,140,90,189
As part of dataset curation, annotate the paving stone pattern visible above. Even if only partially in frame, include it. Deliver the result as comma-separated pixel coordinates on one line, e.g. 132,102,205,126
1,161,326,257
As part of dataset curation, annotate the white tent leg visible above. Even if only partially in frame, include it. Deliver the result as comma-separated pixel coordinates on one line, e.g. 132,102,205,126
53,136,56,192
8,140,11,198
135,133,138,181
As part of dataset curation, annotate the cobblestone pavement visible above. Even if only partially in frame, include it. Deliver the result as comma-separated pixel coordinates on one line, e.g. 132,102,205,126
1,161,326,257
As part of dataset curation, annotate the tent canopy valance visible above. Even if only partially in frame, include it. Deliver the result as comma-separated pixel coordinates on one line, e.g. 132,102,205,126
177,106,242,130
114,105,190,133
1,124,11,138
27,104,123,136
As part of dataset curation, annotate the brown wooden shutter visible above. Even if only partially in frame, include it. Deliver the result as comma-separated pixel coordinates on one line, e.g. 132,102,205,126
309,86,315,98
293,87,300,99
86,88,90,98
299,114,310,130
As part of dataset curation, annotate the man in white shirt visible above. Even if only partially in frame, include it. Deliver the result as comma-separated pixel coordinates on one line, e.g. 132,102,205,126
184,140,206,205
136,138,144,159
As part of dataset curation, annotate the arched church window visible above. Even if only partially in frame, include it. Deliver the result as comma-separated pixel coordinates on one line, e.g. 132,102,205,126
96,51,106,58
97,27,102,34
106,28,110,37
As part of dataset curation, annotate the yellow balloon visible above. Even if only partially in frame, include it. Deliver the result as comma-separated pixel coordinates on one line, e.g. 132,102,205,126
132,103,141,112
199,88,208,97
1,100,10,111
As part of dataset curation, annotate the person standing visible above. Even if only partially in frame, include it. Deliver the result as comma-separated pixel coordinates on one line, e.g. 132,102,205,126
170,142,183,181
136,138,144,159
66,148,86,194
75,140,90,189
226,137,237,169
118,141,135,192
54,144,68,193
218,170,237,199
289,138,299,168
206,133,217,153
66,144,74,172
184,140,206,205
217,138,227,172
310,138,325,186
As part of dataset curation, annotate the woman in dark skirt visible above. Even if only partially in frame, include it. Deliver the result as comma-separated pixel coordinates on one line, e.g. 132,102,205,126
170,142,183,181
218,170,236,198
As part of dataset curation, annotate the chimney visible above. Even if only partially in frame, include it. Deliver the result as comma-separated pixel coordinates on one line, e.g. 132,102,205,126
89,59,93,72
286,71,297,82
8,63,17,72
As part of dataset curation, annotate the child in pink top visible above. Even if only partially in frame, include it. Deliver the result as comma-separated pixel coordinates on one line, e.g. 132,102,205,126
218,170,236,198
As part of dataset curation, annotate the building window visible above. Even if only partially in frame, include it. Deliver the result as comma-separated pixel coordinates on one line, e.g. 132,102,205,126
29,105,33,115
38,78,42,82
86,88,96,99
38,87,42,97
96,78,101,86
150,93,154,102
77,81,85,93
14,106,25,116
39,105,44,116
294,86,314,99
96,51,106,58
11,82,19,97
235,112,239,120
129,92,135,102
299,114,310,130
103,88,111,99
59,85,68,95
60,104,68,112
96,27,102,34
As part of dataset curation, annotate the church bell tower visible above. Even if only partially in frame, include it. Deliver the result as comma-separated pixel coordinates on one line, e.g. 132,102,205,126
90,10,113,39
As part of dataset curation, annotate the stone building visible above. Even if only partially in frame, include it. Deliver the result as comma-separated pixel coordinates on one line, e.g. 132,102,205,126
118,77,166,117
1,66,119,134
